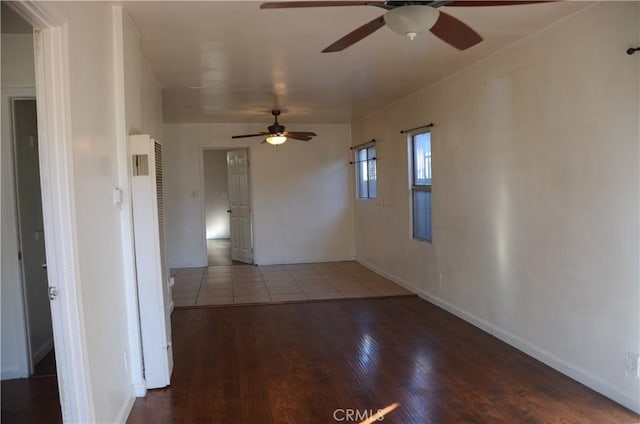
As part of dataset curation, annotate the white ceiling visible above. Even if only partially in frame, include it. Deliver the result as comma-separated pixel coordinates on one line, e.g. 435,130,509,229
122,1,590,124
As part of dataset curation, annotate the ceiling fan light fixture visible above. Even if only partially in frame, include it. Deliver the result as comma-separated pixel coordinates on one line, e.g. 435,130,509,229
266,135,287,145
384,5,440,40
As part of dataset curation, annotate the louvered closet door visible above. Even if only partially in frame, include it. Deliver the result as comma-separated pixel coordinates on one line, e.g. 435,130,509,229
154,141,173,379
130,134,173,389
227,149,253,264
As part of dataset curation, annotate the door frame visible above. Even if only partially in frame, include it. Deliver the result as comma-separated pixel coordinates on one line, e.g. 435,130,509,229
8,2,95,422
198,145,255,266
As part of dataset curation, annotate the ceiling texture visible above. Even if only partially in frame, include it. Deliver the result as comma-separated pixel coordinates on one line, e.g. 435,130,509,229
122,1,591,124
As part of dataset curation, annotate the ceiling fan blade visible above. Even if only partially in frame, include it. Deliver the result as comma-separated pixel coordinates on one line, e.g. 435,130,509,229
286,131,317,137
261,1,384,9
287,134,313,141
446,1,553,6
232,132,269,139
323,15,386,53
429,10,482,50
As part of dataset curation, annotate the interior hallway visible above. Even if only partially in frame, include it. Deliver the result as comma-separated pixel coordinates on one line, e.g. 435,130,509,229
127,297,639,423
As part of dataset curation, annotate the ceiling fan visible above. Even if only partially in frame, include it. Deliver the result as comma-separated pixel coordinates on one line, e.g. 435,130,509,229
231,109,317,145
260,1,551,52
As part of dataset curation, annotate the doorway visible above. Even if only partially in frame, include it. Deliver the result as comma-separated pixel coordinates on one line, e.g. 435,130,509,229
203,149,232,266
12,98,55,377
201,148,253,266
1,5,64,421
1,97,62,423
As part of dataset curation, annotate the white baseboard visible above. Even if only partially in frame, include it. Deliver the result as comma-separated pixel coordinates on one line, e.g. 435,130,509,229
169,261,207,269
1,367,29,380
114,386,136,423
134,382,147,398
254,256,357,266
356,258,640,415
355,258,416,292
171,256,358,268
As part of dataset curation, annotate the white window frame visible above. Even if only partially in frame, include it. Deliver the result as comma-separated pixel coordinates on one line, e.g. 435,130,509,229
355,144,377,199
409,129,432,243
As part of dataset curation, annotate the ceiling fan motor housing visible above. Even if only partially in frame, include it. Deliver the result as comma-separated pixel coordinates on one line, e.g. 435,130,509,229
268,123,285,134
269,109,285,134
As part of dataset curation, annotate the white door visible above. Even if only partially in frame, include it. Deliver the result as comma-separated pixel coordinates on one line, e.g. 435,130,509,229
227,149,253,263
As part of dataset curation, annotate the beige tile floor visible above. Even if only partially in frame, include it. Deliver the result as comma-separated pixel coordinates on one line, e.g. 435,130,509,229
171,261,413,307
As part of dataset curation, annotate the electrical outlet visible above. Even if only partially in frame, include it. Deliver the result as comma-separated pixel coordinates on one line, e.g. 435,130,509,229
123,351,129,374
625,352,639,377
438,273,444,288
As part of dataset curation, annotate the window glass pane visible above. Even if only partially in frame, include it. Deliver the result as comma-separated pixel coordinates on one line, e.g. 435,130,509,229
358,148,368,163
413,132,431,186
413,190,432,241
367,147,376,198
367,146,376,161
358,148,368,198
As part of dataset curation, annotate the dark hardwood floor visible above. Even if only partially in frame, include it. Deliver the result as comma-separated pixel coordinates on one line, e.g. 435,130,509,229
1,376,61,424
128,297,639,423
207,238,237,266
1,348,61,424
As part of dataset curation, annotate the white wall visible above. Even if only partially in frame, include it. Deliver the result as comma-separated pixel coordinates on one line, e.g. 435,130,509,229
1,33,35,379
203,150,230,239
123,12,163,139
352,2,639,413
163,123,354,267
57,3,133,421
116,7,165,398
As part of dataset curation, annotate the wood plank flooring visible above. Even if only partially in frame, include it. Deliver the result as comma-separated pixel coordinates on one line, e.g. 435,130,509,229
1,376,61,423
127,297,639,423
206,239,234,266
1,348,60,423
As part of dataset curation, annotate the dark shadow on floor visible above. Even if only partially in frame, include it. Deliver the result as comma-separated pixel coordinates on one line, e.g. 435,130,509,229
33,349,56,377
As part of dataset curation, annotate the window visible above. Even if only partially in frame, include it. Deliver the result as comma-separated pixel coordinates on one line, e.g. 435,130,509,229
411,131,432,241
356,145,376,199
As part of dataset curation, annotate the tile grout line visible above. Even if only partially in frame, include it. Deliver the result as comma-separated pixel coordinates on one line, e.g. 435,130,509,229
193,269,206,306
